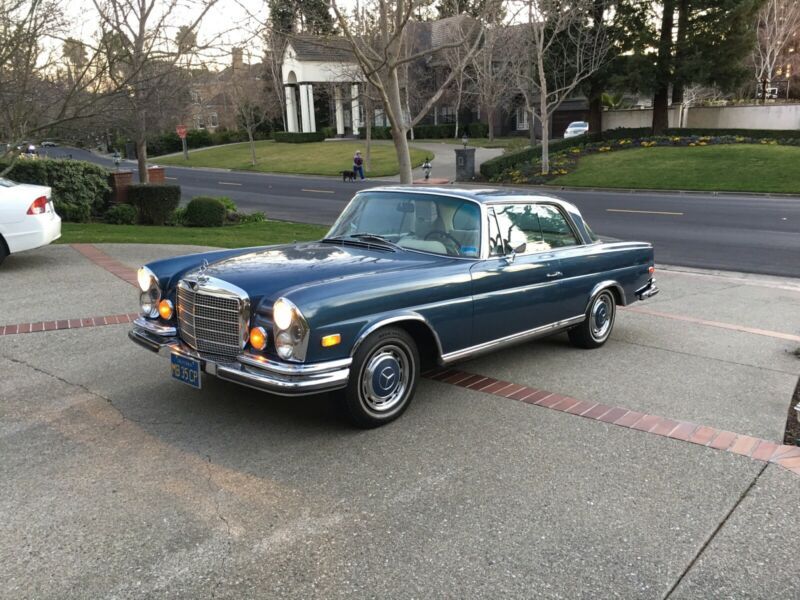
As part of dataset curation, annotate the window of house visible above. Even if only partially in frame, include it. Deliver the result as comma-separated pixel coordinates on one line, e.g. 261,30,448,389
487,204,579,256
194,115,205,129
515,107,529,131
190,90,200,103
438,106,456,123
210,112,219,127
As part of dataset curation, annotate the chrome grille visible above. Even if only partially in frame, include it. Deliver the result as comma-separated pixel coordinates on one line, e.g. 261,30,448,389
176,280,248,359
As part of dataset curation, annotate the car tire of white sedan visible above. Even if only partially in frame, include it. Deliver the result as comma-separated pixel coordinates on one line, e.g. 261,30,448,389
568,290,617,349
338,327,420,428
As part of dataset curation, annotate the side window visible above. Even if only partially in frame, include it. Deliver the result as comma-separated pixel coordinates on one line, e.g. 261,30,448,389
536,205,580,248
488,203,579,256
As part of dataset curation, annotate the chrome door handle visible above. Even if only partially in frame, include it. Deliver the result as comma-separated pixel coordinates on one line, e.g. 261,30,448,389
546,271,563,278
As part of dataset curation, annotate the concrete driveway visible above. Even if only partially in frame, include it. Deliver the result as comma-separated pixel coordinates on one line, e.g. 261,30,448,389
2,244,799,599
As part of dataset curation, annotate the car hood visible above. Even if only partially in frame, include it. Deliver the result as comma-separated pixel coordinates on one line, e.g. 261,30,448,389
187,241,447,304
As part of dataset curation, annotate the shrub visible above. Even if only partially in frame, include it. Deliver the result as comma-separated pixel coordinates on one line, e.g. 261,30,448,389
239,211,266,224
167,206,187,226
0,158,111,217
467,122,489,138
105,203,137,225
58,203,91,223
273,131,326,143
185,196,226,227
321,126,336,138
128,184,181,225
210,129,247,145
217,196,237,213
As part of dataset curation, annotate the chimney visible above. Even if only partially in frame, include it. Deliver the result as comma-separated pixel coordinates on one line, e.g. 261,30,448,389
232,47,244,71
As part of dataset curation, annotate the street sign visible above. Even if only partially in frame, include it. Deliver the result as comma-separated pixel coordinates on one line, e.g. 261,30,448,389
176,125,187,139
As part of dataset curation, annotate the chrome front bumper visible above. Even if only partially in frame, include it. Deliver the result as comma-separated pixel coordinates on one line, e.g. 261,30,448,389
129,317,351,396
636,278,660,300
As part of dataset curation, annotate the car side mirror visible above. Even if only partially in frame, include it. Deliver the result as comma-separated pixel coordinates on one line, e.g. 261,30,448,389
505,243,526,264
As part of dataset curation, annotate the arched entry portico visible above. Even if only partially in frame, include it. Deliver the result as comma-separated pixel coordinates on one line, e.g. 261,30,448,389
281,35,362,136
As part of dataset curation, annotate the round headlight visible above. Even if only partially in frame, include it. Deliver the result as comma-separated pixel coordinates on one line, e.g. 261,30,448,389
275,331,294,359
273,298,294,330
137,266,156,292
140,288,160,318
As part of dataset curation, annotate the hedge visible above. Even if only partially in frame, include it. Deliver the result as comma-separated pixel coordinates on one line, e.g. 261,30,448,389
105,203,137,225
0,158,111,220
185,196,226,227
358,123,472,140
273,131,325,143
128,184,181,226
480,136,589,179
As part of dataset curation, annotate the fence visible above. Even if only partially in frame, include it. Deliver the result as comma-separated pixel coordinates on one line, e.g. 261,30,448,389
602,103,800,132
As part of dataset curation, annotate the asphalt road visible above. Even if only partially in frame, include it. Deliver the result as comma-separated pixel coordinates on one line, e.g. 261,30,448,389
47,146,800,278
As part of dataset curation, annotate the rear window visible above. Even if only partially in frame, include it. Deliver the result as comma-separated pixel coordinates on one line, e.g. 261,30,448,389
0,178,16,188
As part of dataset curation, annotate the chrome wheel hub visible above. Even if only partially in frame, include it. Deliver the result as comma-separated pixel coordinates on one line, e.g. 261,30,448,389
591,294,614,340
360,344,411,413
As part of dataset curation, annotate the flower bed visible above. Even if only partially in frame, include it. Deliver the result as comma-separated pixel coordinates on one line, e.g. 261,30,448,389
488,134,800,185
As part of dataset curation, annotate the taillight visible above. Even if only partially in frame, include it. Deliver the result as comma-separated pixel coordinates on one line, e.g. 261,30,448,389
648,266,655,275
26,196,48,215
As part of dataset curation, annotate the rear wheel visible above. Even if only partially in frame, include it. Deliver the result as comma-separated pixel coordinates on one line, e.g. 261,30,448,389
0,236,8,266
338,327,419,428
568,290,616,349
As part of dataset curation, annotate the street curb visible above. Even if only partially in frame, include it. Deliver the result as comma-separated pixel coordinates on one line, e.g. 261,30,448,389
513,184,800,200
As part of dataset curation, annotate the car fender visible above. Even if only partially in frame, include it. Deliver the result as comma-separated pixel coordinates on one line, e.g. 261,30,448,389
350,311,444,359
588,280,626,309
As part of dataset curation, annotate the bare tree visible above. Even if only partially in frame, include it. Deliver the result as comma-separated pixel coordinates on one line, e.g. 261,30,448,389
227,52,281,166
511,0,609,174
93,0,219,182
467,24,514,141
330,0,484,183
0,0,128,169
753,0,800,99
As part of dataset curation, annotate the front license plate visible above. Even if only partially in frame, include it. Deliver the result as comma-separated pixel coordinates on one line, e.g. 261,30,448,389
171,353,201,389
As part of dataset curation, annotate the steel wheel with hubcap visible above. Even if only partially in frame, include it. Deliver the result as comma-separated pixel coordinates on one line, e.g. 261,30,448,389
568,290,617,349
339,327,419,428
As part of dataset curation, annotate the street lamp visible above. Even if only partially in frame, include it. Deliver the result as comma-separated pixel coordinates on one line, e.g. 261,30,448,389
462,133,469,148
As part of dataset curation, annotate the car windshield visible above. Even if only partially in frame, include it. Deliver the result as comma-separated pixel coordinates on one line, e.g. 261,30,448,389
325,191,481,258
568,122,588,128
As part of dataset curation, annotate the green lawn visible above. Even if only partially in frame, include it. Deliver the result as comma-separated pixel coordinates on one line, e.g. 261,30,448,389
155,140,431,177
557,144,800,194
58,221,329,248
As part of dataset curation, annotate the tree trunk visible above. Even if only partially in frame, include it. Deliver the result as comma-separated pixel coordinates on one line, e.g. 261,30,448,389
248,128,256,166
672,0,689,104
587,79,603,134
365,97,372,171
652,0,676,135
540,113,550,175
393,126,413,183
487,107,495,141
528,107,536,146
136,137,148,183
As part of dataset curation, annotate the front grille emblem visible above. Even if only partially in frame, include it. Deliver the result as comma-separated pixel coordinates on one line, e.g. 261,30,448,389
196,259,209,284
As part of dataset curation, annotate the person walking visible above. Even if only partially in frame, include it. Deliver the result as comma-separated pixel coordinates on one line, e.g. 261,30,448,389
353,150,365,180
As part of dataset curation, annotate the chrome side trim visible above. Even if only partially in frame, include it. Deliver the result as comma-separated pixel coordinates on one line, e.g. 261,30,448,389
133,316,177,337
351,314,445,358
441,314,585,364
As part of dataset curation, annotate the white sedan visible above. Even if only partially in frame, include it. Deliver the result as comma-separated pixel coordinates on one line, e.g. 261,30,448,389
564,121,589,138
0,177,61,265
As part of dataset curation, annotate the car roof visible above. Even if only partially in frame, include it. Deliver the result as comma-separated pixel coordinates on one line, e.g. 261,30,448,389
360,185,576,209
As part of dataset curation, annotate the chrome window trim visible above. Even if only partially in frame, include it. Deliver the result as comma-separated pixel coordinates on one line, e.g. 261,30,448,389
483,200,586,256
441,314,585,364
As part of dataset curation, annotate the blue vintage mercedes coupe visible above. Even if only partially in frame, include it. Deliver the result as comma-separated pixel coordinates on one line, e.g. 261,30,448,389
130,187,658,427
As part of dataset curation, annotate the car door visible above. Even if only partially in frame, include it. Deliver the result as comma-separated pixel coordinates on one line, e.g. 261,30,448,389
469,202,567,346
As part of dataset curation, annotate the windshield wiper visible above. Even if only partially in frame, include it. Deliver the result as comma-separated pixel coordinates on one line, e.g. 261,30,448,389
321,233,398,250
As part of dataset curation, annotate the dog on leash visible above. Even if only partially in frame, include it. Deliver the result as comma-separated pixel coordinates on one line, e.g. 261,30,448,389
341,169,356,182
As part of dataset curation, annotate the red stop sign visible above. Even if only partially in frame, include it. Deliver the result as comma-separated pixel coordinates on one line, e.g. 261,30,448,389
176,125,187,139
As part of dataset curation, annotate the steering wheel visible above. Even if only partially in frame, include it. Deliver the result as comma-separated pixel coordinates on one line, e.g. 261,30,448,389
424,230,461,256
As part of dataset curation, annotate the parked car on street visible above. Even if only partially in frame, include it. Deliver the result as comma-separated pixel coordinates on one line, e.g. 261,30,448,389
130,187,658,427
0,178,61,265
564,121,590,138
40,141,58,147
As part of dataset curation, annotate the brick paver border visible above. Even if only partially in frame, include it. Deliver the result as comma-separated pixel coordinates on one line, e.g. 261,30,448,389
427,368,800,477
0,313,140,336
71,243,139,287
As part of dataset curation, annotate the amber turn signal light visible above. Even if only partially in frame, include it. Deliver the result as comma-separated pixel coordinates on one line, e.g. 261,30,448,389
321,333,341,348
249,326,267,351
158,299,174,320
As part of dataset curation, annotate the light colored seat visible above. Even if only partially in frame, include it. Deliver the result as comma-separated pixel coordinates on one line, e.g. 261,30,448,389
397,238,447,254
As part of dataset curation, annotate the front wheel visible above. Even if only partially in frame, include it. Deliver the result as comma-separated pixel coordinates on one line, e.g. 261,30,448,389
337,327,419,428
568,290,617,349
